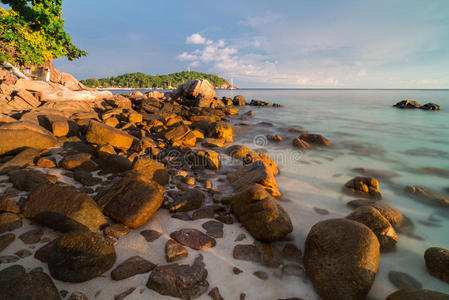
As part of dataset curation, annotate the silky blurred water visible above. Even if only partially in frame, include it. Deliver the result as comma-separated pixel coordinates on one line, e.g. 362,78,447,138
111,88,449,297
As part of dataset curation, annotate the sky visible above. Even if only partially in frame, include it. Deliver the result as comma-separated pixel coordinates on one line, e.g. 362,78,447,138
47,0,449,88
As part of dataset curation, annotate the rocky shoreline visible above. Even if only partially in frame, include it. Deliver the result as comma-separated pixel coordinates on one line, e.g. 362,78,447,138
0,66,448,300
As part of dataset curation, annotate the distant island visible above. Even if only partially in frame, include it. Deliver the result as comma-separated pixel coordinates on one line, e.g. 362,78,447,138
80,71,235,89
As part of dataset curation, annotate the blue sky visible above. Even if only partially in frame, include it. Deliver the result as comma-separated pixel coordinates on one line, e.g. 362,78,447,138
47,0,449,88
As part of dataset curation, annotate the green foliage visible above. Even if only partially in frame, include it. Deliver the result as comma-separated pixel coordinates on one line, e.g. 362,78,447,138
81,71,231,89
0,0,86,67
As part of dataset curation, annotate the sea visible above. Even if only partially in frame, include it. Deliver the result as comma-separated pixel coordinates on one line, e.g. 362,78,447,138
108,88,449,298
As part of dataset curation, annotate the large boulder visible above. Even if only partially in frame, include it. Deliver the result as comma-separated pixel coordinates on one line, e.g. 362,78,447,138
421,102,442,110
0,271,61,300
344,177,382,199
228,184,292,241
233,95,246,106
85,120,134,150
95,177,163,228
386,289,449,300
8,169,57,191
424,247,449,284
190,150,220,170
175,79,217,103
207,121,233,143
48,231,116,282
227,160,280,197
304,218,380,300
147,254,209,299
38,89,112,102
347,199,404,228
346,206,398,251
23,183,107,232
0,122,57,155
131,157,169,185
393,100,421,109
0,148,40,174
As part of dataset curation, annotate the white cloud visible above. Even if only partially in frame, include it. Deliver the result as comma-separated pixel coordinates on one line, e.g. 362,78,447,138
186,33,207,45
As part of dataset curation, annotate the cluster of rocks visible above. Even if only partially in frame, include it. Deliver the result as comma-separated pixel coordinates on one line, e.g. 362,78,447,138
0,73,298,299
393,99,442,110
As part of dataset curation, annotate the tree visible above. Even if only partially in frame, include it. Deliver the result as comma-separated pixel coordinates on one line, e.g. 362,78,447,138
0,0,86,67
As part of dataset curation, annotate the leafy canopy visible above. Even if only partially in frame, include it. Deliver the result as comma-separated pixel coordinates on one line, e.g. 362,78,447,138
81,71,231,89
0,0,86,67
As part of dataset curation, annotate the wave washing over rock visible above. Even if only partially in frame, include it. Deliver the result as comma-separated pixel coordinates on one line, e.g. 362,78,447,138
0,69,448,300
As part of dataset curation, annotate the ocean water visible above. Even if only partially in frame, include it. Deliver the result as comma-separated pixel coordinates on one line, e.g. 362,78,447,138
107,88,449,298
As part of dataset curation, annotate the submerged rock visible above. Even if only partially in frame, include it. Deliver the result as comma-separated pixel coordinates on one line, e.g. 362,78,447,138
170,228,216,250
228,184,292,241
111,256,155,281
424,247,449,284
299,133,331,147
393,100,421,109
385,289,449,300
388,271,422,290
147,254,209,299
421,102,442,110
304,218,380,300
405,186,449,207
347,199,405,228
48,231,116,282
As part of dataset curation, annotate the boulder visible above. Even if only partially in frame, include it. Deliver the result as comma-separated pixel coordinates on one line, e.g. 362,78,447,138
14,78,52,92
385,289,449,300
85,120,134,151
0,271,61,300
59,153,98,171
131,157,169,185
304,218,380,300
347,199,404,228
299,133,332,147
227,161,280,197
346,206,398,251
292,138,311,149
165,239,188,262
0,233,15,252
95,177,163,228
0,148,40,174
147,254,209,299
40,114,74,137
207,121,233,142
170,228,216,250
8,169,57,191
111,256,156,281
233,95,246,106
38,89,112,102
0,213,22,234
48,231,116,282
0,122,57,155
344,177,382,199
13,89,40,107
228,184,292,241
225,145,253,160
23,183,107,232
97,154,132,173
175,79,217,102
191,150,220,170
182,130,204,147
393,100,421,109
167,188,205,212
421,102,442,110
164,124,190,143
424,247,449,284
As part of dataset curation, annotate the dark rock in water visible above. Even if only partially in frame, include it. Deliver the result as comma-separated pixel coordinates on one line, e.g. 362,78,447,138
388,271,422,289
256,242,282,268
385,289,449,300
165,239,188,262
146,254,209,299
96,177,163,228
344,176,382,199
15,249,31,258
313,207,329,215
393,100,421,109
228,184,292,241
167,188,205,213
424,247,449,284
59,153,98,171
233,267,243,274
421,102,442,110
233,95,246,106
24,183,107,232
282,243,303,262
405,147,447,157
18,228,43,244
299,133,331,147
73,169,102,186
0,255,19,264
140,229,162,242
405,186,449,207
171,212,192,221
0,233,15,252
97,154,132,174
8,169,57,192
292,138,311,150
208,287,224,300
304,218,380,300
0,271,61,300
114,287,136,300
202,220,223,238
0,264,26,283
346,206,398,251
34,239,58,262
0,213,22,234
48,231,116,282
207,121,233,143
233,244,261,263
253,271,268,280
419,167,449,178
111,256,156,281
191,205,226,220
170,228,216,250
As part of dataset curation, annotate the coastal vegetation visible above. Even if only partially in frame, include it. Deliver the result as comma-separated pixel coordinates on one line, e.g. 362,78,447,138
0,0,86,67
80,71,231,89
